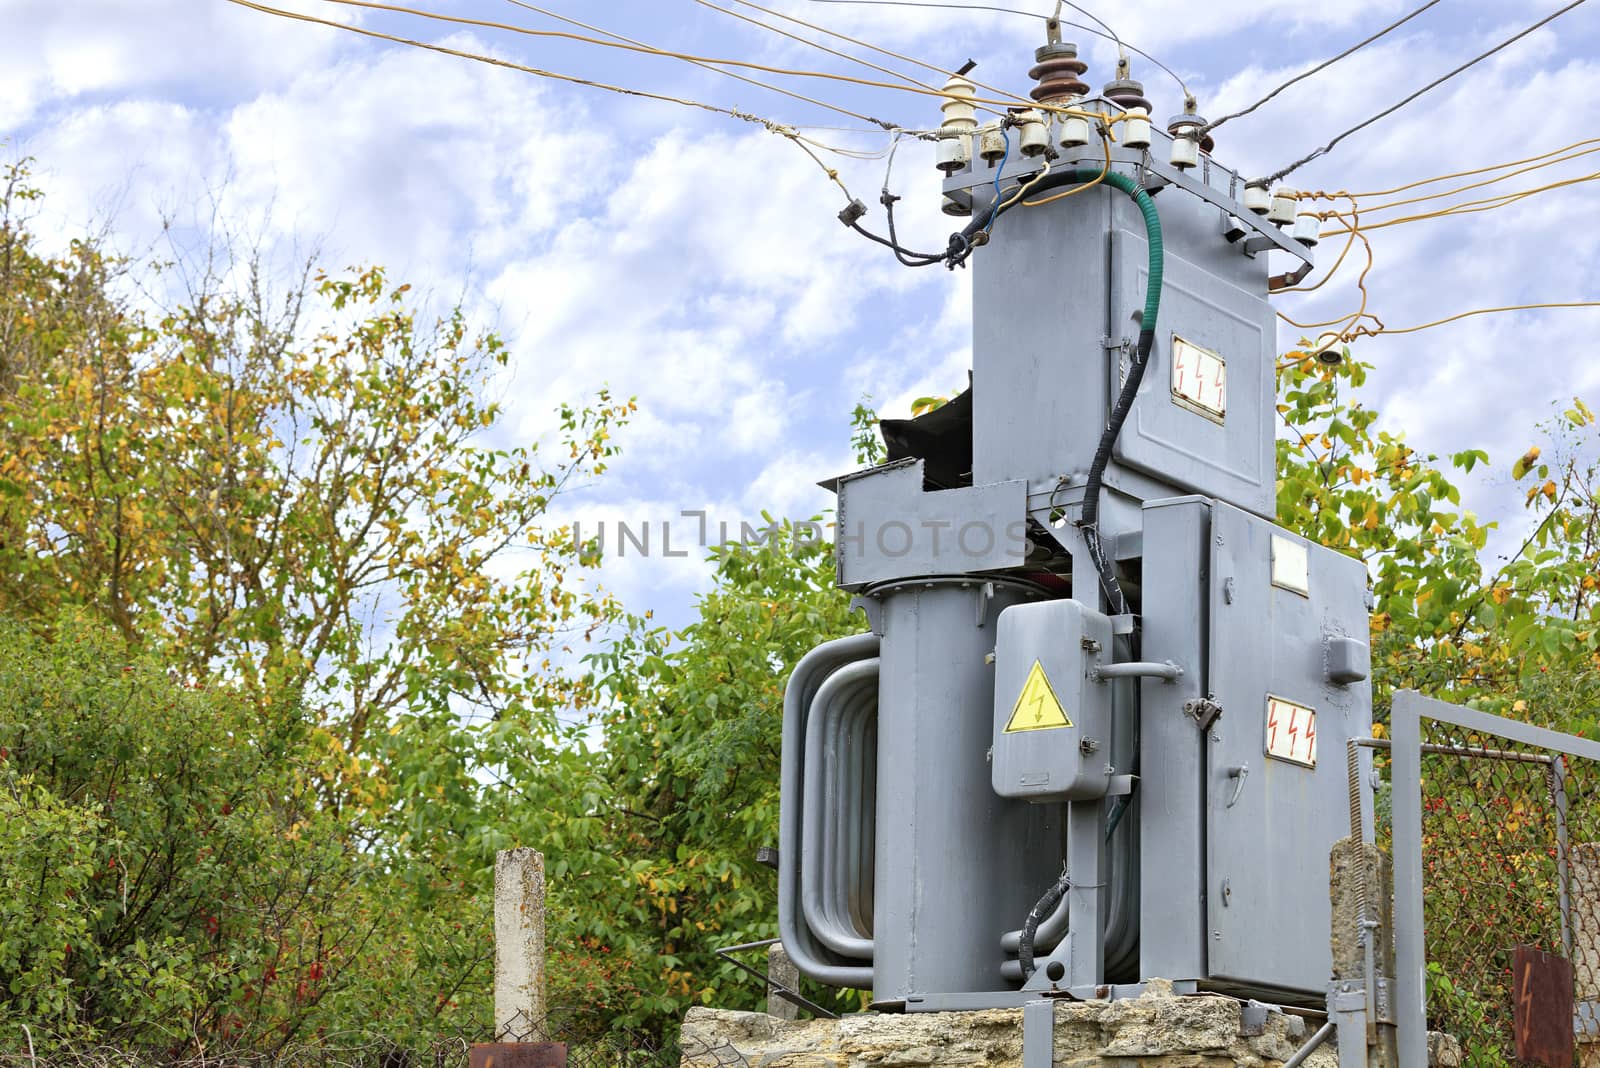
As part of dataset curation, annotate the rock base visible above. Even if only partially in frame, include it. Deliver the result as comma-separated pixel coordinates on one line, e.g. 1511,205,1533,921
680,982,1334,1067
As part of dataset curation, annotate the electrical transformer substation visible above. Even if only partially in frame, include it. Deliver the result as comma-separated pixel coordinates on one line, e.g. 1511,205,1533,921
777,21,1377,1014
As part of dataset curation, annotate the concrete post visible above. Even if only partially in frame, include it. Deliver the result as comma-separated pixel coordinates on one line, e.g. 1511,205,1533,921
494,848,547,1041
766,943,801,1020
1329,836,1397,1068
1571,845,1600,1065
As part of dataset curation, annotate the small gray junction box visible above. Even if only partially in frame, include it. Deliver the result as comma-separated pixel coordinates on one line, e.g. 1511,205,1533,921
991,599,1114,802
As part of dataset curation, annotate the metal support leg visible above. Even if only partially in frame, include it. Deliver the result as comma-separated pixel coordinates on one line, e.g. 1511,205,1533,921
1067,798,1105,988
1022,798,1106,992
1328,986,1371,1068
1022,999,1054,1068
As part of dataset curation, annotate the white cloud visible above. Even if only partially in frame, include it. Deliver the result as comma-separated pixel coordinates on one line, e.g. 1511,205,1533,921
10,0,1600,632
0,0,351,130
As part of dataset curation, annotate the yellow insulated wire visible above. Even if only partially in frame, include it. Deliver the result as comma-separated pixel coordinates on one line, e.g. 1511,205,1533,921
689,0,990,116
1315,142,1600,220
1347,302,1600,339
225,0,891,136
1321,167,1600,237
299,0,1109,122
1276,205,1382,339
721,0,1035,113
1021,125,1112,207
1277,197,1365,296
995,156,1054,211
499,0,906,130
1313,135,1600,201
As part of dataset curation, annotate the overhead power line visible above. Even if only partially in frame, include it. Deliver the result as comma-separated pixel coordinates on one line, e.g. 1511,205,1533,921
1325,146,1600,220
794,0,1192,96
805,0,1121,49
295,0,1112,122
496,0,914,126
722,0,1031,109
1350,302,1600,339
1203,0,1443,135
226,0,895,134
1310,135,1600,201
1322,167,1600,237
687,0,970,111
1262,0,1591,185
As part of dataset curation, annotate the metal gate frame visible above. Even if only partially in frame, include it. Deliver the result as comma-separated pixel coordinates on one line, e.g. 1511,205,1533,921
1391,690,1600,1066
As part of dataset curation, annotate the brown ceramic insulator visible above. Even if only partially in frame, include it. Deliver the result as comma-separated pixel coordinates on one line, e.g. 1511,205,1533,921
1028,57,1089,102
1101,78,1152,113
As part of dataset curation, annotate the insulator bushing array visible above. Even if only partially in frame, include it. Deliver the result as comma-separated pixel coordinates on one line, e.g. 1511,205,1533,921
978,122,1008,163
1059,113,1092,147
1014,109,1050,157
1122,107,1152,150
1165,115,1202,169
1269,187,1299,226
1029,42,1089,104
1165,113,1213,170
937,74,979,174
1293,209,1321,246
1101,76,1152,114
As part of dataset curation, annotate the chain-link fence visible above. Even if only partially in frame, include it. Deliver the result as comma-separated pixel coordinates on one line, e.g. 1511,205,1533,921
0,1005,751,1068
1386,690,1600,1067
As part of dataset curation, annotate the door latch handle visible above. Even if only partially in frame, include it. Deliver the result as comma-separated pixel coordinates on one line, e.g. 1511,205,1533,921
1226,764,1249,808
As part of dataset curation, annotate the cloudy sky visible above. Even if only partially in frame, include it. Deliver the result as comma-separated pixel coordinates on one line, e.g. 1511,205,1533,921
6,0,1600,630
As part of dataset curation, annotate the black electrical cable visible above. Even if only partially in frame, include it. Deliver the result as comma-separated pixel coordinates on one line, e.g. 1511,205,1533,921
850,219,946,264
1202,0,1443,136
954,164,1102,247
838,193,947,265
1018,868,1072,979
1080,327,1153,613
882,192,948,266
952,166,1164,611
1261,0,1590,184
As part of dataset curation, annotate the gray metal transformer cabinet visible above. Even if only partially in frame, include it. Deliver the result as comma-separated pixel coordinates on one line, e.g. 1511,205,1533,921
777,84,1375,1014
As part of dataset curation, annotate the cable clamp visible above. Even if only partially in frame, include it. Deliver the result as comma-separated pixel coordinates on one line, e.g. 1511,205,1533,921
836,199,868,227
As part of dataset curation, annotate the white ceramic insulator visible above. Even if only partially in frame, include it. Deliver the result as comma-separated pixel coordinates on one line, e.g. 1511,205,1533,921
937,133,972,173
978,124,1007,163
1017,110,1049,157
1293,211,1321,246
1123,108,1152,150
1243,184,1272,215
1058,113,1091,148
1269,187,1298,226
1169,135,1199,169
940,75,978,129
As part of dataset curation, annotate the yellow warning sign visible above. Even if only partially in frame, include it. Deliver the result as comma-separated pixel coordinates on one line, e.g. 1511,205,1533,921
1004,660,1072,733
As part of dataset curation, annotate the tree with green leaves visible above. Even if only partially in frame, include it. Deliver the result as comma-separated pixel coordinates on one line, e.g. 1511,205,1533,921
0,158,631,1053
